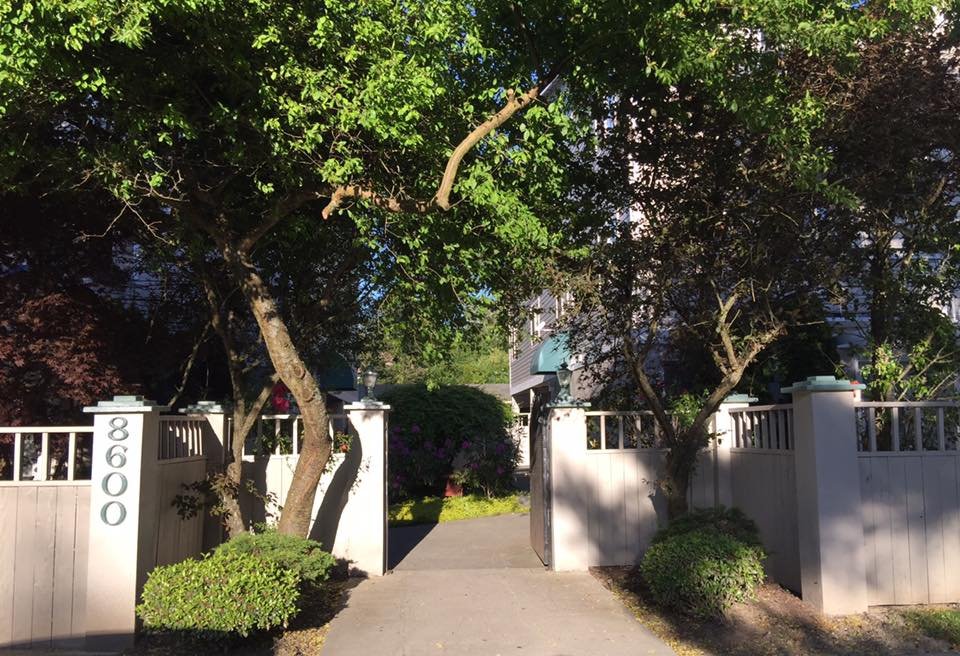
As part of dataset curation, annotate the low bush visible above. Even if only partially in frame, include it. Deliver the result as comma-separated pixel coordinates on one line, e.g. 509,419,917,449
641,529,765,618
381,384,517,498
389,493,529,526
217,529,336,586
137,550,300,637
652,506,762,548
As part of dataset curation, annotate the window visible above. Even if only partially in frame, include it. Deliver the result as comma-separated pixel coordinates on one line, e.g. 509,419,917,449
556,291,574,318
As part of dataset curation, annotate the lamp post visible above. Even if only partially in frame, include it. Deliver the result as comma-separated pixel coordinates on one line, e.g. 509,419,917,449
555,362,574,405
361,369,379,402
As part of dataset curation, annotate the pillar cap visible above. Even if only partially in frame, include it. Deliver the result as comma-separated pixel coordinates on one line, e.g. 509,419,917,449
345,401,391,411
546,401,591,409
180,401,230,414
84,395,170,413
781,375,865,394
722,393,758,404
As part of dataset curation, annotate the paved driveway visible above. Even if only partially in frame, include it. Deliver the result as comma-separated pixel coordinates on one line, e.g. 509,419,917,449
322,514,675,656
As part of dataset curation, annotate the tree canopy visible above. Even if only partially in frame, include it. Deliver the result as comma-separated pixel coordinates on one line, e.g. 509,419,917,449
0,0,946,530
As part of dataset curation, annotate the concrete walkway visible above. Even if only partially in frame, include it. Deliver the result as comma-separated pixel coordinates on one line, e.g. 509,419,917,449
322,514,675,656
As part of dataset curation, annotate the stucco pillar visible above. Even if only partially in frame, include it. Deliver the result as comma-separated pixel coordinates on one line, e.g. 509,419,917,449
337,401,389,576
548,403,591,571
785,376,868,615
711,394,757,509
83,396,168,651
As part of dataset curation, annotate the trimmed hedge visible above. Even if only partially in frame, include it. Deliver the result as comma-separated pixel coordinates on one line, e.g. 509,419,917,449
651,506,762,548
137,550,300,637
137,532,336,637
641,529,765,618
217,530,336,585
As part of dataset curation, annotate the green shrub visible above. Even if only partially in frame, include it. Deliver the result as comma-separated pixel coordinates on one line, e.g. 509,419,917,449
217,529,336,585
380,384,517,498
652,506,762,548
641,529,765,618
137,551,300,637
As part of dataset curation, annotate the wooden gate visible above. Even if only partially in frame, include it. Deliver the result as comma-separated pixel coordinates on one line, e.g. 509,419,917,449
529,390,551,566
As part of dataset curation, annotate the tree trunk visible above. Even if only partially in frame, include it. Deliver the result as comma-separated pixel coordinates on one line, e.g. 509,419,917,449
221,381,274,537
221,459,247,537
868,238,896,401
198,265,275,538
224,245,333,537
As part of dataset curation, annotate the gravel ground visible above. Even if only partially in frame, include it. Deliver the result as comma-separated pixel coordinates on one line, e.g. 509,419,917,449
594,566,959,656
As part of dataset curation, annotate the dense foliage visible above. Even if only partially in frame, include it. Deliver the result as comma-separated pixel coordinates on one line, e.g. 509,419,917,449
641,529,765,618
378,309,509,386
137,551,300,637
0,190,210,424
651,506,762,549
381,385,516,498
816,29,960,401
217,530,336,586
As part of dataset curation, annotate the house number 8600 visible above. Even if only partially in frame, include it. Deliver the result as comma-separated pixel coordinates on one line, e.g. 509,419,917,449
101,416,129,526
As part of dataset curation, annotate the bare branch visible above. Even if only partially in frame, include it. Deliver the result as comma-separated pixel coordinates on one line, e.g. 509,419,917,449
167,320,213,407
435,86,542,210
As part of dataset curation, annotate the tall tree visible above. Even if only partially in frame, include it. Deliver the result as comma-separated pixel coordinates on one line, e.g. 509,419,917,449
565,90,835,517
557,9,949,517
815,27,960,400
1,0,937,532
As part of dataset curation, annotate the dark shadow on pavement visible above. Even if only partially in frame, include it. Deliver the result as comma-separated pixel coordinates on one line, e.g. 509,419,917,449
388,522,437,569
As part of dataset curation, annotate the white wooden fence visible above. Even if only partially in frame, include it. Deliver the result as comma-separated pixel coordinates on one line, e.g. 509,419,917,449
577,411,668,565
728,405,801,592
547,382,960,615
0,413,208,649
0,426,94,482
0,427,94,649
857,401,960,605
238,413,351,523
0,399,389,650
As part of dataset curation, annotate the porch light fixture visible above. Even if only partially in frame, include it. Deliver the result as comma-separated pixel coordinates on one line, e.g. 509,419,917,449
361,369,379,402
556,362,573,404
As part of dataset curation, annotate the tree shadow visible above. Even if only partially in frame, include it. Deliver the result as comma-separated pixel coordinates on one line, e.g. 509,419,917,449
596,568,951,656
309,437,363,551
388,521,438,569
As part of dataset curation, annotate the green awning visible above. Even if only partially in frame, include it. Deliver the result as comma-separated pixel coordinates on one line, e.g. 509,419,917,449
529,333,571,375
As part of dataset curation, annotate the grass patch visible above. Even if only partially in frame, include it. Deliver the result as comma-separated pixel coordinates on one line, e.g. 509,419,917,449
388,494,528,527
903,608,960,646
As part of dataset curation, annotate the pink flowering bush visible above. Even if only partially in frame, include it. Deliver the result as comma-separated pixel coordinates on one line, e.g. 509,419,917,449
381,385,518,499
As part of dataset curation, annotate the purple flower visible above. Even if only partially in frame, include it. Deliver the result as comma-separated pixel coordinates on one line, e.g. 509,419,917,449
410,424,421,433
461,440,471,449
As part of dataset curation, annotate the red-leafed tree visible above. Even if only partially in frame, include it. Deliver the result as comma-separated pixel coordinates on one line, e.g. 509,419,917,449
0,189,208,424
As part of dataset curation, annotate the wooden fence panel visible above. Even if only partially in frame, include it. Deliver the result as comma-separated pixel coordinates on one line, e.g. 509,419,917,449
153,458,206,569
0,484,90,649
730,450,801,592
859,454,960,605
0,487,17,644
580,451,667,566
